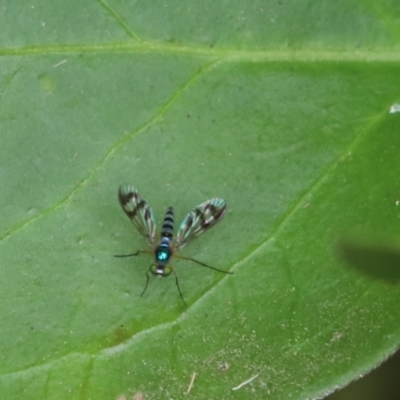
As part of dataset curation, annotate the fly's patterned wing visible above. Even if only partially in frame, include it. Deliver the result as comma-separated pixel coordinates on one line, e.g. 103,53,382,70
118,184,156,246
174,198,226,249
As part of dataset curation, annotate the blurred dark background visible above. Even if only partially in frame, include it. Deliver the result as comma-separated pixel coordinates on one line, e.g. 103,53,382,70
326,349,400,400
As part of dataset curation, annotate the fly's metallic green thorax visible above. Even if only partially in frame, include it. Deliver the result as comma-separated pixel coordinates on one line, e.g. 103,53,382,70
155,242,172,264
115,184,232,305
154,240,172,275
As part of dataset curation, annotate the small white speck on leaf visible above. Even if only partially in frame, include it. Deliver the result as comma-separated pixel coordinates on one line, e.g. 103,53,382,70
389,104,400,114
185,372,197,394
54,59,67,68
232,373,260,390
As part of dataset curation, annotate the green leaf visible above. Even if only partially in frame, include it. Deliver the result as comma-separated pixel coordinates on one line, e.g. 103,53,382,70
1,1,400,399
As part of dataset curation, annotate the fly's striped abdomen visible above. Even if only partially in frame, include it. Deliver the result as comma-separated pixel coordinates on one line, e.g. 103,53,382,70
161,207,174,238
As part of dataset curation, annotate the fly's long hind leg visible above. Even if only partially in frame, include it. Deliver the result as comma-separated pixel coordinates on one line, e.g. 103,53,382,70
173,254,233,275
170,265,187,307
140,271,151,297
